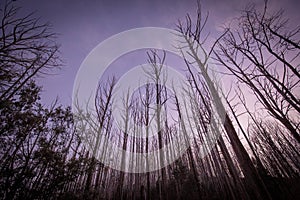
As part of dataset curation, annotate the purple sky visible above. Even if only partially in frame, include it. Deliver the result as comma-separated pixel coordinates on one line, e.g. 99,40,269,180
11,0,300,106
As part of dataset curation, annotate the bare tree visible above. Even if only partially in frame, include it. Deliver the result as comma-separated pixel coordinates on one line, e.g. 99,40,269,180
145,50,169,200
214,1,300,143
0,1,61,103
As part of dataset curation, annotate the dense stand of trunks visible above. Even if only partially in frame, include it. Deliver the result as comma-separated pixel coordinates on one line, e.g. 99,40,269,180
0,1,299,199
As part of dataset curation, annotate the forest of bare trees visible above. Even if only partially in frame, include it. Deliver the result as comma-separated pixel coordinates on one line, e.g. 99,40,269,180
0,1,299,199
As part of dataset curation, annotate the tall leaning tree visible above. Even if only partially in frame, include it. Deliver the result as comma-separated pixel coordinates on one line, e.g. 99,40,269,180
176,1,271,199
